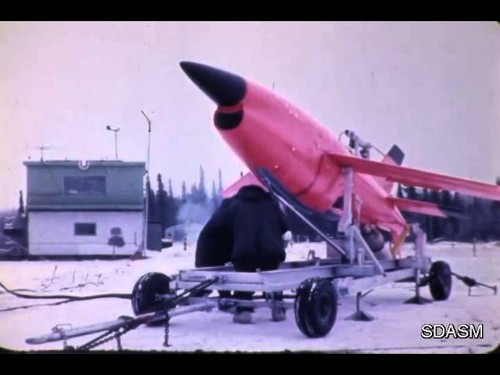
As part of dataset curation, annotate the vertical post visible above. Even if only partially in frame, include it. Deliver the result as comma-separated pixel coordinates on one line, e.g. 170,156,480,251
141,111,152,257
338,167,355,263
114,131,118,160
416,225,425,286
106,126,120,160
404,224,432,304
413,223,425,278
413,223,427,260
338,168,353,233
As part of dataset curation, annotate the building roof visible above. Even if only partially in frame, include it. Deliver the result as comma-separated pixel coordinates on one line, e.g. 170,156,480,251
24,159,146,211
23,160,145,167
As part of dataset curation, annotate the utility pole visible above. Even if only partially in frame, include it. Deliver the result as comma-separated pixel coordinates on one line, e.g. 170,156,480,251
141,110,152,257
106,126,120,160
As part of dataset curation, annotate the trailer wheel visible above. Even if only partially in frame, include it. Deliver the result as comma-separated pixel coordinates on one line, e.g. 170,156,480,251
131,272,171,315
294,278,338,338
294,279,315,336
429,261,452,301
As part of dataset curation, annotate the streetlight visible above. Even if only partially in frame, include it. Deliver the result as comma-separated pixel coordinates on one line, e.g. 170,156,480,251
106,125,120,160
140,110,152,257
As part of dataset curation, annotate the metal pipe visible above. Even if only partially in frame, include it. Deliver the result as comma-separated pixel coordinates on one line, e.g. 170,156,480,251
168,301,217,317
273,193,346,257
140,110,152,255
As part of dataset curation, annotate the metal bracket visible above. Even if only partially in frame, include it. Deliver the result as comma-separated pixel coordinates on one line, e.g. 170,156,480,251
272,193,346,258
404,224,432,304
345,290,375,321
338,167,354,235
52,324,73,351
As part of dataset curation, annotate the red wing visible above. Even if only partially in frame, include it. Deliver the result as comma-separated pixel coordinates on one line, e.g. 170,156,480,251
221,171,267,198
327,153,500,202
388,197,447,218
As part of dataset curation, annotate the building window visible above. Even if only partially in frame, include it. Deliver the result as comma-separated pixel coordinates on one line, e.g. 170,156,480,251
74,223,96,236
64,176,106,195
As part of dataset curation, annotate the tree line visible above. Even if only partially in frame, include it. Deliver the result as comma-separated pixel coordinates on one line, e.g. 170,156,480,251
146,166,339,241
146,167,223,236
146,169,500,243
396,181,500,243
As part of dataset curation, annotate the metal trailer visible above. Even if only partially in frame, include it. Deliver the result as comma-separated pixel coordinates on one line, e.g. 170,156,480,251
25,166,453,350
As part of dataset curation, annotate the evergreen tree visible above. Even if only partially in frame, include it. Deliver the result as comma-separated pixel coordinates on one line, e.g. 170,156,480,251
441,190,452,206
18,191,25,215
156,174,168,233
477,198,492,241
471,197,482,241
407,186,417,200
181,181,187,202
460,195,473,241
396,184,404,198
191,183,198,202
419,188,430,234
405,186,417,224
429,190,442,240
168,179,174,198
198,165,207,203
165,178,177,228
145,176,157,221
450,192,462,238
422,188,429,202
440,190,454,239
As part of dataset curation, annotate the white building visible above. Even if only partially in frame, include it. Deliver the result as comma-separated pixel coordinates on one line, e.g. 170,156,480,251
24,160,145,257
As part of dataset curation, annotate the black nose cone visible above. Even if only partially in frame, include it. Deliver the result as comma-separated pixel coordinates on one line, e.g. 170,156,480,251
180,61,247,107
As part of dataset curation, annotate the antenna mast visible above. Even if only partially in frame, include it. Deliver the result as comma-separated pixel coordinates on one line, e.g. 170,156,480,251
37,146,51,161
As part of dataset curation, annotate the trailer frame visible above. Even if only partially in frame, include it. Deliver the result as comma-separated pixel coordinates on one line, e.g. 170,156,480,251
25,167,446,350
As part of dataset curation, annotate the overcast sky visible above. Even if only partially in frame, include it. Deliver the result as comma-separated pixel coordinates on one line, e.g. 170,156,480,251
1,21,499,209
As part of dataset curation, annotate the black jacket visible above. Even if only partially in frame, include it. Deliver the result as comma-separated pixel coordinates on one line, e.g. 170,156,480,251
228,185,288,269
195,198,233,268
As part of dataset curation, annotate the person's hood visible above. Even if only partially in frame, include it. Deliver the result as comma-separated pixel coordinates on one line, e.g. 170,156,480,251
236,185,270,200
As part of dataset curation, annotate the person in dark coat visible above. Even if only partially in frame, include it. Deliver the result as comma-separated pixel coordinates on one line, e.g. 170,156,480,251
193,198,234,299
195,198,233,268
228,185,289,323
229,185,288,271
196,186,288,270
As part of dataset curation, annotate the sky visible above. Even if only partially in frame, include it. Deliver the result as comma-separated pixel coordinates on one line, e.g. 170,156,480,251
1,21,499,209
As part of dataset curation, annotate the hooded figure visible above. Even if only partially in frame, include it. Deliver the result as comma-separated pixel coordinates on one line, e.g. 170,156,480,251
195,198,233,268
194,185,289,321
229,185,288,271
227,185,289,324
193,198,234,299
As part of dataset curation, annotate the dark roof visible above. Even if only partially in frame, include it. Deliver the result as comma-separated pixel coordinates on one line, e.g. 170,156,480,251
23,160,145,168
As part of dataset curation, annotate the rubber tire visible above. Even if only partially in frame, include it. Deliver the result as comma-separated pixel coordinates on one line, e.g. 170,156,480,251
429,261,452,301
131,273,171,315
294,278,338,338
295,279,315,337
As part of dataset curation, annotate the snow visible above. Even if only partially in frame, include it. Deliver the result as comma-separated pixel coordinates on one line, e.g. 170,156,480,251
0,242,499,353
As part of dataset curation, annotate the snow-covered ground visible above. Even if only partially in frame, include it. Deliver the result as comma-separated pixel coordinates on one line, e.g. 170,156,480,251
0,242,499,353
